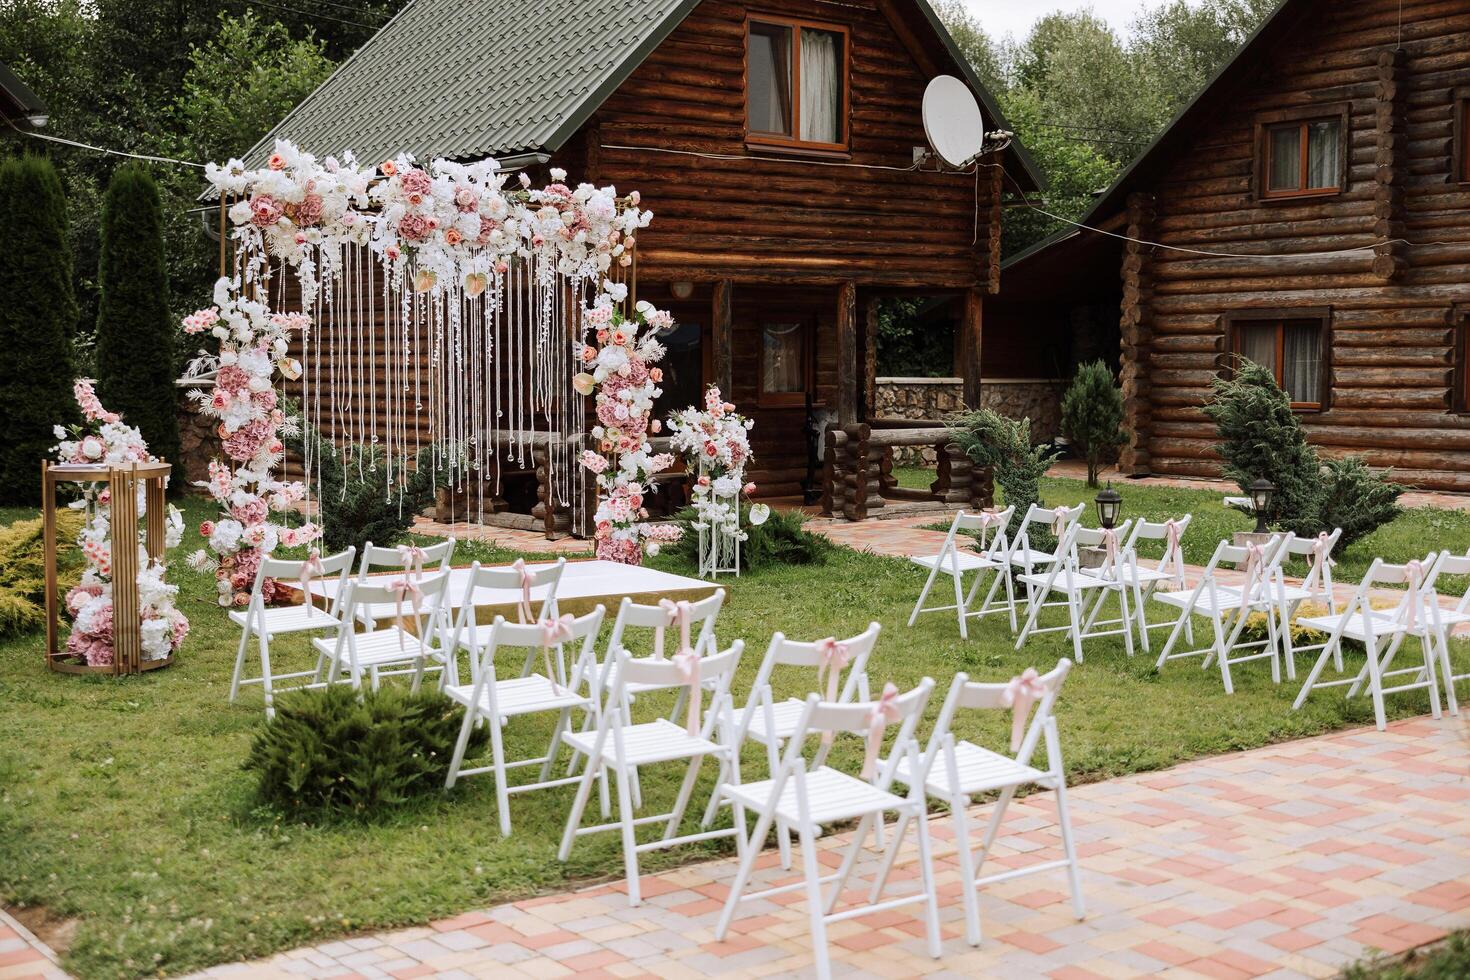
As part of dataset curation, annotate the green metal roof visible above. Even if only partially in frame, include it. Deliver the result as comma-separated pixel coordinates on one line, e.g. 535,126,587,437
240,0,702,167
237,0,1041,189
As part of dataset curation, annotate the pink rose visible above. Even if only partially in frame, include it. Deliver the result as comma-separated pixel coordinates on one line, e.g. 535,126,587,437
267,153,286,170
649,368,662,382
381,160,397,176
454,186,478,211
199,520,215,537
444,228,463,246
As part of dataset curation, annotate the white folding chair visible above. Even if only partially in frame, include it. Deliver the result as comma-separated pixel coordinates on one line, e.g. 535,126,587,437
908,506,1017,638
733,623,880,868
1010,502,1085,581
351,537,456,627
558,640,746,906
1016,521,1135,663
1274,528,1342,669
431,557,566,679
310,569,453,692
1154,534,1294,693
881,661,1082,947
443,602,605,836
228,547,357,719
714,680,942,980
1293,556,1445,730
1091,515,1191,652
1418,550,1469,716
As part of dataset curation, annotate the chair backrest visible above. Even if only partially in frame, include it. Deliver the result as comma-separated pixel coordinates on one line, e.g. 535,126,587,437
1211,533,1293,599
1015,502,1085,558
1068,520,1134,578
1279,527,1341,591
604,640,746,739
1122,515,1191,580
336,569,454,655
456,557,566,623
1427,550,1470,618
257,546,357,616
1337,555,1436,631
606,589,725,659
775,678,936,791
946,505,1016,559
358,537,456,578
469,605,606,692
740,622,881,722
926,660,1072,772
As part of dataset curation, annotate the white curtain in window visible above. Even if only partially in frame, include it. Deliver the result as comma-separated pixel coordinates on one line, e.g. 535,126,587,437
1237,323,1276,372
799,29,840,144
1282,321,1321,403
763,323,805,393
1306,120,1340,189
1268,127,1300,191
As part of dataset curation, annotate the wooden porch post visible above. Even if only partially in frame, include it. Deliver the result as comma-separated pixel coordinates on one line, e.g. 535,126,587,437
837,280,858,424
960,286,983,409
1119,193,1156,474
712,278,733,395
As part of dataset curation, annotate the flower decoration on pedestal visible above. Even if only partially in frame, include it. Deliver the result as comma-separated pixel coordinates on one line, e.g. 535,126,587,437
667,385,756,577
53,380,187,667
182,279,321,607
575,298,681,564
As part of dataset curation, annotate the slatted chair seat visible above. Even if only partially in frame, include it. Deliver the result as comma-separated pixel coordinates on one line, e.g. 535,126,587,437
563,717,727,766
1016,569,1112,592
743,697,809,744
444,673,590,718
1153,584,1251,612
909,551,998,574
1008,547,1063,567
1296,610,1409,641
228,603,341,636
312,627,444,669
723,767,908,827
892,740,1048,798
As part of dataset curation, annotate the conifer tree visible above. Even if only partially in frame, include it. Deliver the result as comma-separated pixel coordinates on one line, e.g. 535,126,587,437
1060,359,1125,487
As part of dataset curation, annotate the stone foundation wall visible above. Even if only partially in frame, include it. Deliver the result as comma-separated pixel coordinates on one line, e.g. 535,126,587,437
177,397,221,492
873,377,1064,464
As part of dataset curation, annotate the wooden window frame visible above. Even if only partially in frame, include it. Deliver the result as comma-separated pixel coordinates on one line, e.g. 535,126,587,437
1222,308,1332,413
1454,88,1470,184
757,316,815,408
1253,104,1350,201
743,13,851,156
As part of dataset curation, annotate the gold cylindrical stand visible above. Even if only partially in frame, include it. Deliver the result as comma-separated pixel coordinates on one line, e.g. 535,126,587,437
42,459,175,676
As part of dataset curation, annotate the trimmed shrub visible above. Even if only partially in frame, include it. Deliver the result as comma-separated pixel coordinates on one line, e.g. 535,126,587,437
664,503,833,573
0,156,78,505
1204,360,1402,545
1059,359,1125,487
948,408,1059,537
0,512,84,639
244,685,483,821
95,165,180,471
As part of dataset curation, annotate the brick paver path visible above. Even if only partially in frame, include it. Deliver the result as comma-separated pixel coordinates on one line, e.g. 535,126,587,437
189,715,1469,979
0,909,67,980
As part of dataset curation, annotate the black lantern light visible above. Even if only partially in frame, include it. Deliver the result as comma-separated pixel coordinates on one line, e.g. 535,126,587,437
1249,477,1275,534
1094,482,1123,530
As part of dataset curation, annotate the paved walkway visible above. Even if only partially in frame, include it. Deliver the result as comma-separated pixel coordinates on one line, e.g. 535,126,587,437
189,715,1470,980
0,908,67,980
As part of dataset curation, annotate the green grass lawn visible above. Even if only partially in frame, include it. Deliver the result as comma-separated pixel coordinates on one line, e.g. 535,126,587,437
2,492,1467,978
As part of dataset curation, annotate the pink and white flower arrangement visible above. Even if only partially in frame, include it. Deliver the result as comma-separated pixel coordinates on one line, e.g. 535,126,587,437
666,385,756,547
182,279,321,606
52,382,188,667
577,299,681,563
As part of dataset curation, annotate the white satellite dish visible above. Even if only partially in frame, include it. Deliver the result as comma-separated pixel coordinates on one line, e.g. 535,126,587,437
922,75,987,168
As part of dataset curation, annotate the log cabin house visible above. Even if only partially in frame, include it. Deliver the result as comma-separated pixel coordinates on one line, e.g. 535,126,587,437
994,0,1470,491
231,0,1042,527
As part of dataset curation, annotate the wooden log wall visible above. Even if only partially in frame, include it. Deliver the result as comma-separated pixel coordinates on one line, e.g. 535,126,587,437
1126,0,1470,490
1120,193,1157,474
571,0,1004,289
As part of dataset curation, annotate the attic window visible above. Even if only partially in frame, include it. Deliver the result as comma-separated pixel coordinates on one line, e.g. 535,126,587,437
746,16,848,152
1255,107,1348,199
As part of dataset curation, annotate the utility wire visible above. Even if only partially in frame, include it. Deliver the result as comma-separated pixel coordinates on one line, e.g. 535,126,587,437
4,117,207,168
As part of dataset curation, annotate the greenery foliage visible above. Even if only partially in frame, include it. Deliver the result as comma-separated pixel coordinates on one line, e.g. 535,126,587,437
948,408,1059,536
1059,360,1125,487
1203,361,1402,548
94,164,180,470
666,504,834,573
0,511,83,639
0,155,78,505
873,297,954,377
1342,931,1470,980
245,685,483,822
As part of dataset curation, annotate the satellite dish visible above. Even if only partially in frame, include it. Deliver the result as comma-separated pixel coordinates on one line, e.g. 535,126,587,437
922,75,987,168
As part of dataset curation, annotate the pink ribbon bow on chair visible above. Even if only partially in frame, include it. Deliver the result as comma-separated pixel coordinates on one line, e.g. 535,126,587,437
538,614,576,692
511,558,535,624
673,645,702,736
1100,528,1119,566
815,637,851,744
298,549,325,617
1001,668,1048,753
1051,506,1070,537
975,510,1004,549
396,545,427,583
861,683,901,779
389,577,424,652
1310,532,1336,579
655,598,693,659
1404,559,1425,631
1163,520,1185,586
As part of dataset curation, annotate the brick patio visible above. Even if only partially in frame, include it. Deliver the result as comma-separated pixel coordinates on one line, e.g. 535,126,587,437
0,909,67,980
185,714,1470,980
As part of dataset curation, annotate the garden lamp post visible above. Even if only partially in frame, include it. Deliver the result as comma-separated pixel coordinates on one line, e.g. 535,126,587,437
1094,483,1122,530
1249,477,1275,534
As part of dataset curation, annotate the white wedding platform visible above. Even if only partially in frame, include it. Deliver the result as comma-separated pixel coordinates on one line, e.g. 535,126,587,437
304,559,717,623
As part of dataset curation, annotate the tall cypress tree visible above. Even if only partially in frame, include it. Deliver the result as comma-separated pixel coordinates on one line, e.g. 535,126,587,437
0,156,77,505
95,164,180,470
